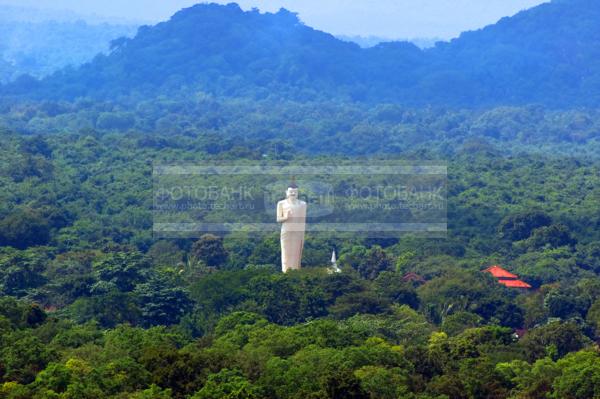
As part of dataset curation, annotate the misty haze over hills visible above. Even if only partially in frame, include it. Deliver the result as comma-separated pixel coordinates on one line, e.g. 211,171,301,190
0,2,442,82
0,5,137,83
0,4,147,24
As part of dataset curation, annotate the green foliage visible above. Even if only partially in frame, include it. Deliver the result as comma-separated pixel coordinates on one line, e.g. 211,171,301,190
519,321,589,361
441,312,483,337
354,365,409,399
260,337,410,399
92,251,148,292
0,133,596,396
0,292,597,398
576,242,600,273
96,112,135,131
498,210,552,242
373,272,420,308
0,296,46,328
66,291,141,327
1,331,56,383
343,305,433,346
129,384,173,398
147,241,184,268
586,298,600,338
551,351,600,399
190,234,228,268
418,269,523,327
0,248,48,296
191,369,262,399
496,357,559,399
544,287,590,319
513,248,584,288
134,275,192,327
522,223,577,250
340,245,392,280
0,209,50,249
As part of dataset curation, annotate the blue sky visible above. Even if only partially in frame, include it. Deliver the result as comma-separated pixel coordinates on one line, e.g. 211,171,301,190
0,0,549,39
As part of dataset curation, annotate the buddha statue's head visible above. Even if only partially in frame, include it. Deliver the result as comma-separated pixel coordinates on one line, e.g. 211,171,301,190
286,178,298,201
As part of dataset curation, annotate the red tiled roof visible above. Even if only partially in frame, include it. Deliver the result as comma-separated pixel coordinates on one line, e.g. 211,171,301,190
498,279,532,288
483,265,519,279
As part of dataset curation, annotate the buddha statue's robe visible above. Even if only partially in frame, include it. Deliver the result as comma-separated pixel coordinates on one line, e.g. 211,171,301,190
277,198,307,272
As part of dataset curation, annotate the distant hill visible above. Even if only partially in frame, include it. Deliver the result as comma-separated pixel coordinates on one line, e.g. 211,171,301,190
336,35,441,49
3,0,600,107
421,0,600,107
0,5,137,83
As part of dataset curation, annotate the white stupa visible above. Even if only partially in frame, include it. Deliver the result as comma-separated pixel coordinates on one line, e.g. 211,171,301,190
329,250,341,273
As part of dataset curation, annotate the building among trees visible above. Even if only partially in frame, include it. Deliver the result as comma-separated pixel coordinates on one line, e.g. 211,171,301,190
484,265,532,289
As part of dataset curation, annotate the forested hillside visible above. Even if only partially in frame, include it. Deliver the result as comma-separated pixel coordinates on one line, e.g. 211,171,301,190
3,0,600,107
1,97,599,156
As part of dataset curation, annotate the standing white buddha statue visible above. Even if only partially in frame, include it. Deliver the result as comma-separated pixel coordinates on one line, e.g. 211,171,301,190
276,182,307,272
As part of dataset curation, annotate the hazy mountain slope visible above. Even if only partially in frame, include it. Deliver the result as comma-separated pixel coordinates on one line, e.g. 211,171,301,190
0,5,137,83
0,3,421,101
423,0,600,106
3,0,600,107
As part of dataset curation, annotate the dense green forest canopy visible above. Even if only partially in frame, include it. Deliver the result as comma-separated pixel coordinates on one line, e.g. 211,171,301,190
3,0,600,107
1,97,600,156
0,120,599,397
